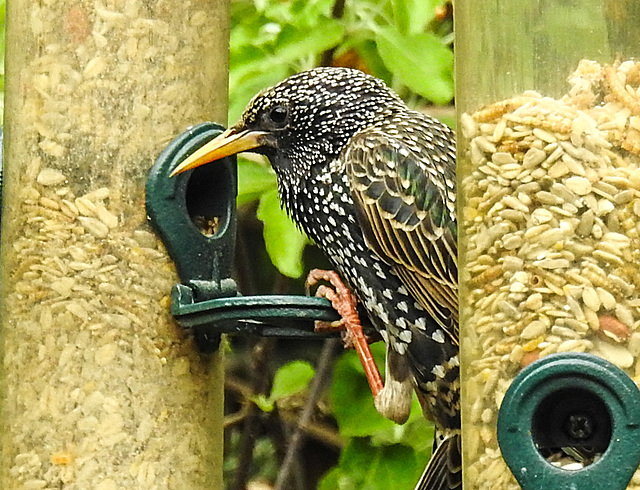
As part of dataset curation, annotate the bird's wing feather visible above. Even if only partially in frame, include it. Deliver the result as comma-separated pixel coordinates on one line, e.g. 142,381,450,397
414,432,462,490
344,114,458,339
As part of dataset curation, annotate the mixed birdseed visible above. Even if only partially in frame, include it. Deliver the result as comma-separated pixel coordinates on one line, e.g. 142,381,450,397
461,59,640,489
1,1,223,488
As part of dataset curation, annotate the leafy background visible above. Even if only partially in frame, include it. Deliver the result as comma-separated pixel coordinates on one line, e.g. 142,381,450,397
0,0,454,488
225,1,454,489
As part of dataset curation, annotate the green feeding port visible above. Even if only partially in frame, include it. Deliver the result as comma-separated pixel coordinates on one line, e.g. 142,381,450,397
531,386,612,456
146,123,239,300
456,0,640,488
497,353,640,489
146,123,341,353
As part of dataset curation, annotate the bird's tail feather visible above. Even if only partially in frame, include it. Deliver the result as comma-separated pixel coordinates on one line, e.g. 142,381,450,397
414,433,461,490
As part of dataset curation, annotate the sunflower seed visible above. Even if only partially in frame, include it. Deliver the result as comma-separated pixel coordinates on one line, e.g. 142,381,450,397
37,168,66,186
78,217,109,238
565,176,592,195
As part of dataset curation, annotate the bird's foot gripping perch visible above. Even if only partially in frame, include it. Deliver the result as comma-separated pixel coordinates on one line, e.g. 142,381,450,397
306,269,384,397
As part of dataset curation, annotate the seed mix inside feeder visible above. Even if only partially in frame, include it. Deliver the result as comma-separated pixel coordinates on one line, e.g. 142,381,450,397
461,59,640,489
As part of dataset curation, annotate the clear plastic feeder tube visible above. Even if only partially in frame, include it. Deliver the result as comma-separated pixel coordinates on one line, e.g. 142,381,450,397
0,1,228,488
456,1,640,488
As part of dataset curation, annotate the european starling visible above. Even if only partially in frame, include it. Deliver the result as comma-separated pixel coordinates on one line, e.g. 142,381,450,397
172,67,460,490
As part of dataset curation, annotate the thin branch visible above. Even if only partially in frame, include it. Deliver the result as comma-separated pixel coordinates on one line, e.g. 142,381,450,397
279,411,344,450
271,407,305,490
224,403,251,429
230,338,274,490
274,339,342,490
225,376,344,448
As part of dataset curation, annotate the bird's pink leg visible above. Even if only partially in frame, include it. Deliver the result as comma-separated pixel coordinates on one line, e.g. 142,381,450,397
306,269,384,397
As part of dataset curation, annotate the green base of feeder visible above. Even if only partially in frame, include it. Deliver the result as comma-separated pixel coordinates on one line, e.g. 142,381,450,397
147,123,343,352
498,352,640,489
171,285,340,352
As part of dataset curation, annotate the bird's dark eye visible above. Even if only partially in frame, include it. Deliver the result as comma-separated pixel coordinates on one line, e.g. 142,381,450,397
268,105,288,126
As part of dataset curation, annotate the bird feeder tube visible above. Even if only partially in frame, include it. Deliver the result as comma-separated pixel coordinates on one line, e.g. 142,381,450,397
0,1,228,488
456,1,640,489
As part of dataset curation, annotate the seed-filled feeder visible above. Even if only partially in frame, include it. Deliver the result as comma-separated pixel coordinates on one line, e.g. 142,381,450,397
0,2,228,487
456,1,640,489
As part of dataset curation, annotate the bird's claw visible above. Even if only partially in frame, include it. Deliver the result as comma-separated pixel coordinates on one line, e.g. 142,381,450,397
307,272,359,338
306,268,384,396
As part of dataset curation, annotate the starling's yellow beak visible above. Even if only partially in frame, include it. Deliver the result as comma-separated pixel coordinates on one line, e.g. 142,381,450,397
170,127,267,176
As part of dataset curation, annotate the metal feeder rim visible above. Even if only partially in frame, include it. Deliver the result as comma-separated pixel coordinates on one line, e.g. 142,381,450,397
497,352,640,490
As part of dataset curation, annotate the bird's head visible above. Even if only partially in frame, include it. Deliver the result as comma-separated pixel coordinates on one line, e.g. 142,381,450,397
171,67,404,184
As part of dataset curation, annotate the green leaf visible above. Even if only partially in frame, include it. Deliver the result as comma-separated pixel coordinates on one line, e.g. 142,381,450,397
320,439,419,490
391,0,442,35
319,439,377,490
291,0,336,28
317,466,344,490
229,64,291,123
370,396,434,453
350,38,394,85
269,360,316,402
362,444,418,489
236,157,277,207
252,394,275,412
262,0,335,28
250,360,315,412
376,26,453,104
253,0,268,14
436,112,456,131
340,438,376,481
256,189,309,278
273,18,344,64
230,20,275,52
331,344,398,437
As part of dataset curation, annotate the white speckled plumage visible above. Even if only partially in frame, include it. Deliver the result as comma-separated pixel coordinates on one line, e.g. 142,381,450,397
209,67,461,489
